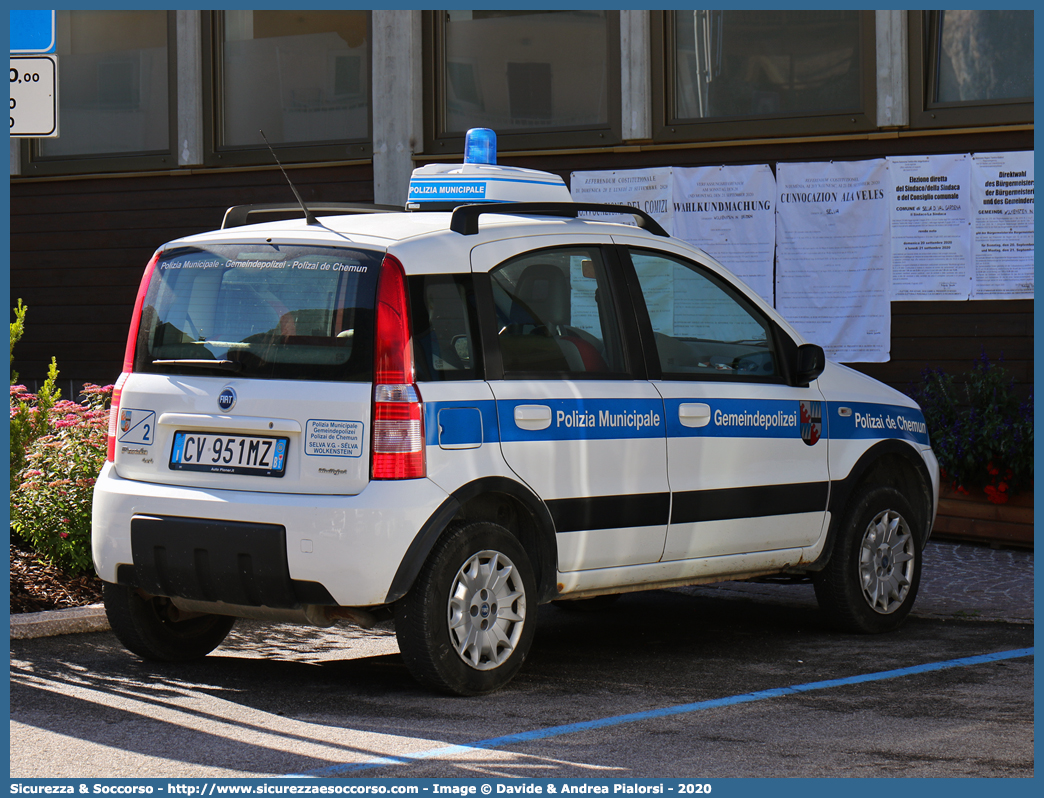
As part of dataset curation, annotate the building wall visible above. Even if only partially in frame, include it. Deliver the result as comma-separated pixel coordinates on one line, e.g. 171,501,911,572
9,10,1033,403
491,127,1035,400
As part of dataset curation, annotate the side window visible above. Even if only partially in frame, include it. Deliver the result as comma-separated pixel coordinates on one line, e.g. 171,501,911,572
409,274,482,381
628,249,780,380
490,247,627,377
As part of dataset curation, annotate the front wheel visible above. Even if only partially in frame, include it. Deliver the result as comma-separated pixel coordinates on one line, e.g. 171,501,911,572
103,582,236,662
395,521,537,695
814,486,922,634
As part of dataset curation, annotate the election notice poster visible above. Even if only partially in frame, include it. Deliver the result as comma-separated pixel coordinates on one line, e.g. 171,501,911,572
568,168,673,329
775,159,891,363
569,167,674,232
672,164,777,305
970,151,1034,299
887,154,972,300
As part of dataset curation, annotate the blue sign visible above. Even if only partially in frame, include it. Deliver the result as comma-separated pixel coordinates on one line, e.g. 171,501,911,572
408,179,488,203
10,10,56,54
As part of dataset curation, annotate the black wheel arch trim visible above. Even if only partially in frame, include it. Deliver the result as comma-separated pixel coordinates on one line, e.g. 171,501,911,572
801,439,936,574
384,476,559,605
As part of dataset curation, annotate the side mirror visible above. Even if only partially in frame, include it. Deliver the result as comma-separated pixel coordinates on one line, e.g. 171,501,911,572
795,343,825,385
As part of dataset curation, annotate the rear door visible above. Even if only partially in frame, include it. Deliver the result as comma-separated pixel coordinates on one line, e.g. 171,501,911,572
615,240,830,560
116,242,383,496
471,236,669,571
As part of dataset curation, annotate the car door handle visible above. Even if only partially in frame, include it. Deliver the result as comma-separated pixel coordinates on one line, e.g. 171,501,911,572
514,404,552,431
678,402,711,428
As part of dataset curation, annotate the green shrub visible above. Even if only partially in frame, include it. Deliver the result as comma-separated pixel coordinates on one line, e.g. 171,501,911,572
10,384,112,575
910,353,1033,503
10,300,61,488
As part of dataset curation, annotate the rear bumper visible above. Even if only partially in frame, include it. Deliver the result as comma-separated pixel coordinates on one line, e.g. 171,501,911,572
91,462,450,607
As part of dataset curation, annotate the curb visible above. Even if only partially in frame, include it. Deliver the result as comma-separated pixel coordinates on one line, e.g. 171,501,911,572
10,603,109,639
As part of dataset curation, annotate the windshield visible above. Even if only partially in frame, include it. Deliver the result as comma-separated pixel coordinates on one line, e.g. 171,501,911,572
134,244,382,381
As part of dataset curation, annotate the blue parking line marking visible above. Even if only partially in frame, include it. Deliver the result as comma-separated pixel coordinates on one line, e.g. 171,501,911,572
288,647,1033,778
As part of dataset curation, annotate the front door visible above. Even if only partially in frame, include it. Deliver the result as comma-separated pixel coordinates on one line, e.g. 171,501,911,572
617,241,830,561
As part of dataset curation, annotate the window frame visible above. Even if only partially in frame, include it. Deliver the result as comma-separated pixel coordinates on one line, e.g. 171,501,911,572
908,11,1033,130
618,246,793,386
201,11,373,168
18,10,178,177
408,273,485,383
422,10,623,157
650,10,877,144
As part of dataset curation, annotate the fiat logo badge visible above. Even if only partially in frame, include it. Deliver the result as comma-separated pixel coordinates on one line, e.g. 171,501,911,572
217,387,237,412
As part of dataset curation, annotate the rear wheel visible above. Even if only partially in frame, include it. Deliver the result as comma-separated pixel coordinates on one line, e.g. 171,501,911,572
814,485,921,634
395,521,537,695
103,582,235,661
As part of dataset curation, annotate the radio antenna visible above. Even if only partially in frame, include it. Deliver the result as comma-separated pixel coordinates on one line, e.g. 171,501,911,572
260,129,317,225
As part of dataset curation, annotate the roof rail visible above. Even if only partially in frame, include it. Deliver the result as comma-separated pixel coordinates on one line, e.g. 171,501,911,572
449,202,670,237
221,202,400,229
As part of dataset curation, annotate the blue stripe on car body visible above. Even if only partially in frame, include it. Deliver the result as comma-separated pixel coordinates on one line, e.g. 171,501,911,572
422,398,929,446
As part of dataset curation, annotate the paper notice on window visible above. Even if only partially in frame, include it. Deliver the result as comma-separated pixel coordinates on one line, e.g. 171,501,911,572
569,167,674,232
629,252,674,333
672,164,776,306
970,151,1034,300
887,154,972,300
775,159,891,363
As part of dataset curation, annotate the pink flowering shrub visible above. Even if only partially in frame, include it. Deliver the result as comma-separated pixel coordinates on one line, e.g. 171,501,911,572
10,383,113,575
10,364,60,489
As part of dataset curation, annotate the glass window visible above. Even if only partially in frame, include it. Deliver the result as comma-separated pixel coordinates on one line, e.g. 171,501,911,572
490,248,626,377
933,11,1032,104
909,11,1033,129
672,10,862,121
438,10,613,137
628,249,779,380
37,10,170,158
136,245,381,382
409,274,483,382
217,11,370,149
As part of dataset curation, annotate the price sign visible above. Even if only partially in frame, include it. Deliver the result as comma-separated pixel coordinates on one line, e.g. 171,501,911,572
10,55,58,137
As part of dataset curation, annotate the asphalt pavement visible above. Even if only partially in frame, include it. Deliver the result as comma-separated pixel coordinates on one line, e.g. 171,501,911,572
9,538,1034,779
9,539,1034,639
673,538,1034,625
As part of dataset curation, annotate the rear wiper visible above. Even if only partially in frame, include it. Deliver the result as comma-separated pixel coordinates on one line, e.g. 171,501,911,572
152,359,243,373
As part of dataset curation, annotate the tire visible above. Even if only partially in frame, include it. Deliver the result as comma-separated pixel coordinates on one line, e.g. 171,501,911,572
395,521,537,696
553,594,621,612
814,485,922,634
103,582,236,662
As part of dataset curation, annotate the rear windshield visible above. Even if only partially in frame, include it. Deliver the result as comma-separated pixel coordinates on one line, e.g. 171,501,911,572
134,244,382,381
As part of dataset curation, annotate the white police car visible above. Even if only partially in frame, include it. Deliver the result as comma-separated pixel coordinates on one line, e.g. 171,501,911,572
93,129,939,695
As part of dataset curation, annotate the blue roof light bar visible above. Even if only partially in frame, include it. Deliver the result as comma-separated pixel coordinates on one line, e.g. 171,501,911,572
464,128,497,165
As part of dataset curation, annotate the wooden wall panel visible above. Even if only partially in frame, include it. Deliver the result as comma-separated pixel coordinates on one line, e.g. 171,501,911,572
854,300,1033,401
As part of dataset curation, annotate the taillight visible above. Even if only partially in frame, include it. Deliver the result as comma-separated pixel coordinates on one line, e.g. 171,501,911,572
106,372,130,462
123,251,159,372
371,254,425,479
108,251,159,462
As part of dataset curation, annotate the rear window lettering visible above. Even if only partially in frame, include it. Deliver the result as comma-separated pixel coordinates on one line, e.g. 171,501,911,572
138,245,381,382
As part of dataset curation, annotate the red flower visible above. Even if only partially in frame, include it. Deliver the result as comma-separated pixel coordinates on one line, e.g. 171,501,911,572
984,485,1010,505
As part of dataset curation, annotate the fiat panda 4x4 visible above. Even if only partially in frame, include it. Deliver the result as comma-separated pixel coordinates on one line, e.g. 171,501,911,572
93,129,939,695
